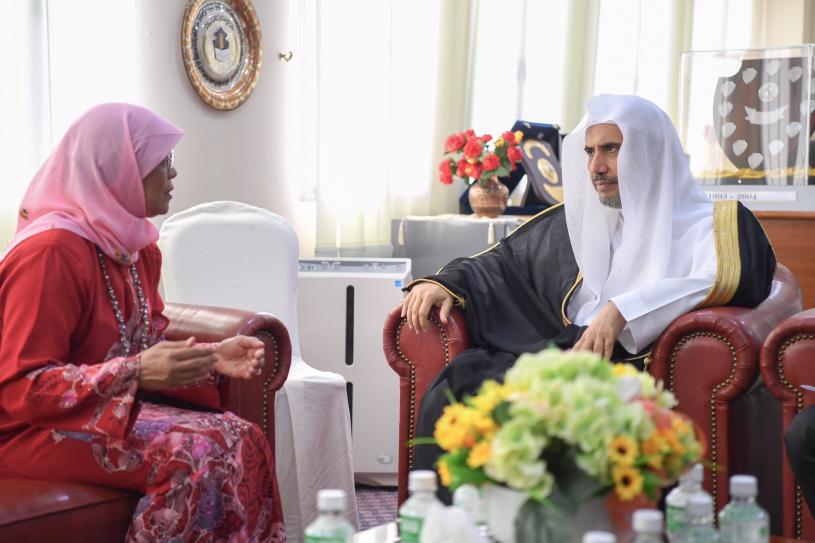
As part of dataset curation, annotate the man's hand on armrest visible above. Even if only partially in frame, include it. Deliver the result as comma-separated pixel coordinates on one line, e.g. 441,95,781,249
402,282,454,332
573,301,627,360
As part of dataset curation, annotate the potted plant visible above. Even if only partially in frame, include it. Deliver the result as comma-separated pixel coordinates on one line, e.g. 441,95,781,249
428,348,704,542
438,129,524,218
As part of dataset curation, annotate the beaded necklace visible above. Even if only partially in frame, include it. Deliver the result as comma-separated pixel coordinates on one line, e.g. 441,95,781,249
95,246,150,357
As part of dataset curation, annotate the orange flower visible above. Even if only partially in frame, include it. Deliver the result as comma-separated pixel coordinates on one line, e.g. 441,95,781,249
483,153,500,171
467,441,492,468
463,138,483,159
439,160,453,185
438,459,452,487
444,133,466,152
507,146,522,163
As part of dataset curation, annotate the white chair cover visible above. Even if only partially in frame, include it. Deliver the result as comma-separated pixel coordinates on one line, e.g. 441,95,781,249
158,201,358,541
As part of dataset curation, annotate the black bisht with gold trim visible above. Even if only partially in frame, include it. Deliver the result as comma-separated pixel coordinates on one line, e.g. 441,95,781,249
408,200,775,483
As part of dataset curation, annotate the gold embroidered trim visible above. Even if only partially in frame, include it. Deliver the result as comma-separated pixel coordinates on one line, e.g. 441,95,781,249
560,272,583,326
467,203,565,260
404,278,466,308
700,200,741,308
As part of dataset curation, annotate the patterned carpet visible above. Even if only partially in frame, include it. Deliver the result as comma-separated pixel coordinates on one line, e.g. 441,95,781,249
356,485,398,531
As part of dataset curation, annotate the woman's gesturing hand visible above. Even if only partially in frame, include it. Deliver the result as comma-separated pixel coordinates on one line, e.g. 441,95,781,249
138,337,217,390
214,335,265,380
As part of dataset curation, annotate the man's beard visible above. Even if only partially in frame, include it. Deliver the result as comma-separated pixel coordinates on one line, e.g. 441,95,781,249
593,175,622,209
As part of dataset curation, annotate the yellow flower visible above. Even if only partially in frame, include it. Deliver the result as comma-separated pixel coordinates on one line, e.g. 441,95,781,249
513,130,523,143
470,380,508,415
467,440,492,468
438,459,452,487
641,432,666,469
612,363,639,378
434,404,473,451
661,428,686,456
495,138,505,147
472,413,496,437
609,435,639,466
434,404,495,451
613,465,644,501
672,416,692,436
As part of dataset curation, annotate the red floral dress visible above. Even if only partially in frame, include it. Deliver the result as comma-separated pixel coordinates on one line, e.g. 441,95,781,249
0,230,286,542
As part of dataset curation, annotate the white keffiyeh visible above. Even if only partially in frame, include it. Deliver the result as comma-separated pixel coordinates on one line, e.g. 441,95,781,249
563,95,717,353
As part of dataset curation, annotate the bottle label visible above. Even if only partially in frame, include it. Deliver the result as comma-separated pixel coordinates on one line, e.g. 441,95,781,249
399,514,424,543
305,536,348,543
666,504,685,533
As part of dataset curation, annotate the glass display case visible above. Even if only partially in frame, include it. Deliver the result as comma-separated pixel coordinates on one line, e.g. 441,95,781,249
679,44,815,210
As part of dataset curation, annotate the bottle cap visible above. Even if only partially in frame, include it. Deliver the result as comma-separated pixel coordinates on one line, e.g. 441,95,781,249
582,531,617,543
730,474,758,498
408,470,438,492
687,493,713,515
316,489,347,512
632,509,663,533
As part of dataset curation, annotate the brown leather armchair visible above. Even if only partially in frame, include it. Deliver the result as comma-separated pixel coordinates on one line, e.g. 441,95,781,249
761,307,815,540
383,265,802,523
0,302,291,542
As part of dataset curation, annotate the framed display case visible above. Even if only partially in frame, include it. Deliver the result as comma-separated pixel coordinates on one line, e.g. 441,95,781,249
679,44,815,210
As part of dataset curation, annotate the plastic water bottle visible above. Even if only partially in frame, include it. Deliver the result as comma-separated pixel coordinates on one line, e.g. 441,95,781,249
683,494,719,542
399,470,443,543
666,464,707,540
304,489,355,542
633,509,665,542
718,475,769,543
453,483,487,534
583,531,617,543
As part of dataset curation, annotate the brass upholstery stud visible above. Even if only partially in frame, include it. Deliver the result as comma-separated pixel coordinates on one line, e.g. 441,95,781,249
669,331,736,516
775,333,815,540
396,316,451,471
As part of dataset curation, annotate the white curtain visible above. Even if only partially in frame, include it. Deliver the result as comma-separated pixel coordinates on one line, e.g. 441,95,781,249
469,0,756,133
1,0,142,248
296,0,454,256
0,1,50,247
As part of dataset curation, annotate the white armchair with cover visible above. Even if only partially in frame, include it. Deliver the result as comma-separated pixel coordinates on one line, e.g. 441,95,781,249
158,201,358,541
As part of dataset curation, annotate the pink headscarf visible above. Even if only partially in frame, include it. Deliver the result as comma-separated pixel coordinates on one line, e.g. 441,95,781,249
1,103,183,264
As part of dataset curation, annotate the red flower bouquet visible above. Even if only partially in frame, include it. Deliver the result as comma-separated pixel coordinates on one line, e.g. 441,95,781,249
439,129,524,186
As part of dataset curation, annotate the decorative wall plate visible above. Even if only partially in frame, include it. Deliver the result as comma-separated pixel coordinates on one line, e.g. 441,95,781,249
181,0,262,110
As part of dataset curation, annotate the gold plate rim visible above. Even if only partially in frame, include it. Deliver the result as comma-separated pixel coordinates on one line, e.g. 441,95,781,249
181,0,263,111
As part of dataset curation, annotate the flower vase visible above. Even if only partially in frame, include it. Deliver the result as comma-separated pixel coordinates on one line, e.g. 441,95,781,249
482,485,652,543
468,176,509,218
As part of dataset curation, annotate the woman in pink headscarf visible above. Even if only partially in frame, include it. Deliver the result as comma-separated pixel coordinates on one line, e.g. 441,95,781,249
0,104,286,542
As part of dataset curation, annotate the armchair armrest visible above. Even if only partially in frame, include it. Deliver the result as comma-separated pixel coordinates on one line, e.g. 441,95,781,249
383,303,470,504
760,307,815,539
163,302,292,452
650,264,802,513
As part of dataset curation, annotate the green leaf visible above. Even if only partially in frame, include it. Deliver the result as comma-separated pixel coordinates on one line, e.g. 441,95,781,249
642,470,661,502
494,167,509,177
544,446,604,512
492,400,512,424
408,436,438,447
442,451,491,490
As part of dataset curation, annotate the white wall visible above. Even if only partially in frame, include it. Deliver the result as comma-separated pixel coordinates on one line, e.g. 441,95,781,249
43,0,315,255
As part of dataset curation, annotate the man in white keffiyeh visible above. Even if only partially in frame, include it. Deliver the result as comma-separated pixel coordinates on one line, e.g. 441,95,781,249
563,94,720,357
405,94,775,360
405,94,776,490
